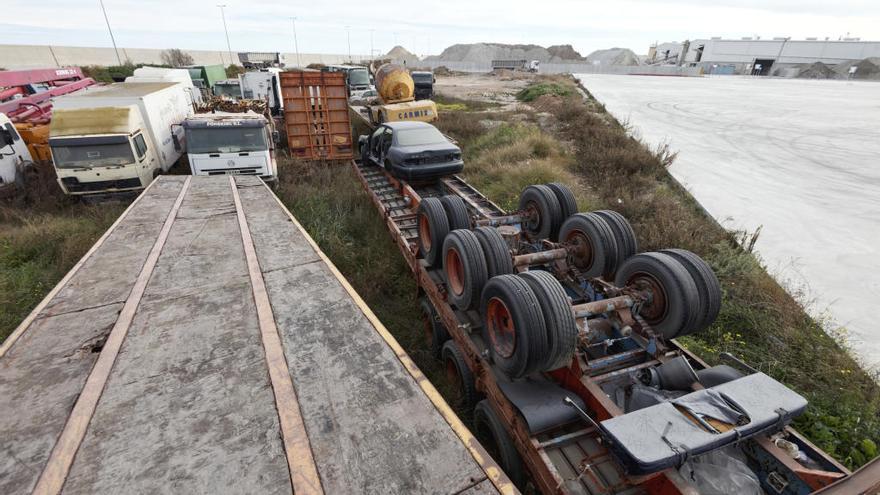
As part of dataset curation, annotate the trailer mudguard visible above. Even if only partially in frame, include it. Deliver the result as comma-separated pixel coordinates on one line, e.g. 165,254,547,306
601,372,807,475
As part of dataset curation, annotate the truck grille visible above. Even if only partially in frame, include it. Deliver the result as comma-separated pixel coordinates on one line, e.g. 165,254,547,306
201,167,261,176
61,177,143,193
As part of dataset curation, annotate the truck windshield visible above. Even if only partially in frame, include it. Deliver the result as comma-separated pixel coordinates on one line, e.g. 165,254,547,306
395,127,447,146
52,143,135,169
412,73,433,84
349,69,370,86
187,127,267,154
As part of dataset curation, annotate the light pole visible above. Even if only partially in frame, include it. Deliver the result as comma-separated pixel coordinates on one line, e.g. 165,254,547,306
99,0,122,65
345,26,351,62
291,17,301,67
217,4,233,67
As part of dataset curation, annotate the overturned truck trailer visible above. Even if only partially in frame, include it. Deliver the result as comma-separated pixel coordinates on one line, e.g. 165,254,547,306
350,154,871,494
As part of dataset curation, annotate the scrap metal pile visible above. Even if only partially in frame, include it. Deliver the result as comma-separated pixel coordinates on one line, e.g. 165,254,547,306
195,97,268,114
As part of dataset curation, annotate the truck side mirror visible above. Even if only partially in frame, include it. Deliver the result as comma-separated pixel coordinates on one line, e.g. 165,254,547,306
0,128,13,149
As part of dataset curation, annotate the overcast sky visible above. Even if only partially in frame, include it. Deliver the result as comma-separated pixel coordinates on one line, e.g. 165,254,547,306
2,0,878,57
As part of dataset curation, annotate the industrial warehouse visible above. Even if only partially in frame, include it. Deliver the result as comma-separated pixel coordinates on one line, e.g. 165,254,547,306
1,1,879,494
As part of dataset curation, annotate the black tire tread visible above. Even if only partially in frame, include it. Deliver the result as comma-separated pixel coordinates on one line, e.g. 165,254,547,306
558,213,619,278
594,210,638,263
440,195,471,231
443,230,488,310
661,248,722,335
474,227,514,278
418,197,450,267
518,184,563,240
519,271,578,371
546,182,578,220
442,340,482,410
614,252,700,339
420,297,449,359
474,400,527,488
480,274,547,378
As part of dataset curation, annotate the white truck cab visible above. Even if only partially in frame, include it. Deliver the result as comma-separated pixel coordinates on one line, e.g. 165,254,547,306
181,111,277,182
49,82,193,196
0,113,34,195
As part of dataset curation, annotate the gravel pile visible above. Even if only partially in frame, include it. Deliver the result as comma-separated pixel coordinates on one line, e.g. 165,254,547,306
424,43,583,63
797,62,841,79
584,48,640,66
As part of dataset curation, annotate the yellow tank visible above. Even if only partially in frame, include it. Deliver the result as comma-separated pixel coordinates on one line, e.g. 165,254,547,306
374,64,414,104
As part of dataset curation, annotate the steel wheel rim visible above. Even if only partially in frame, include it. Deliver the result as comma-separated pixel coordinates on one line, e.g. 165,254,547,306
446,248,465,296
628,272,668,325
524,202,541,233
419,213,432,251
486,297,516,359
566,229,594,270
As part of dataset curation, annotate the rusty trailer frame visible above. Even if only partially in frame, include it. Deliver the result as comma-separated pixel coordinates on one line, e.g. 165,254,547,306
351,158,856,495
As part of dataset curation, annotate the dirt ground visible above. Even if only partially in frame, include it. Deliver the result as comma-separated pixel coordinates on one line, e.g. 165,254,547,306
434,72,534,110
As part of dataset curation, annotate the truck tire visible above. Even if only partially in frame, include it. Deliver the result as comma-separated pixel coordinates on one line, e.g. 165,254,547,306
473,227,514,278
440,195,470,230
518,271,578,371
518,184,562,241
443,230,488,311
441,340,482,411
546,182,578,221
417,197,450,267
614,252,700,339
558,213,619,279
474,400,527,488
361,141,371,166
420,297,449,359
660,249,721,335
480,275,547,378
594,210,638,264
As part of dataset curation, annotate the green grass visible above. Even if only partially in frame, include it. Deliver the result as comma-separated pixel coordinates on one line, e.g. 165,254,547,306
0,201,127,341
511,75,880,469
515,81,574,102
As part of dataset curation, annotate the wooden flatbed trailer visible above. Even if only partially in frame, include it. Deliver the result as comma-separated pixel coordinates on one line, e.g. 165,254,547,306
351,159,858,494
0,175,514,495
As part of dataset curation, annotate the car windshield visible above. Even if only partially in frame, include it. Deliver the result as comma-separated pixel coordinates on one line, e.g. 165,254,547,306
187,127,267,154
395,127,447,146
52,142,134,169
349,69,370,86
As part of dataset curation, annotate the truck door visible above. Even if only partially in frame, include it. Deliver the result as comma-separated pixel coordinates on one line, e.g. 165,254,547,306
378,127,393,165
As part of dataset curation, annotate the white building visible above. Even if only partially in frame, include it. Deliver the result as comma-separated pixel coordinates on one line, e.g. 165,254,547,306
679,38,880,75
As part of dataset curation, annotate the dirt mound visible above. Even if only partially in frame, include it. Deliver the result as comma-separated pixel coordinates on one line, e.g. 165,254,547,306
425,43,584,63
584,48,640,66
797,62,841,79
833,57,880,80
385,45,419,65
546,45,584,60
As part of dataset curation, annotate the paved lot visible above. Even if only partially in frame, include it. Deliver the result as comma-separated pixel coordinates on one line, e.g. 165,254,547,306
576,74,880,368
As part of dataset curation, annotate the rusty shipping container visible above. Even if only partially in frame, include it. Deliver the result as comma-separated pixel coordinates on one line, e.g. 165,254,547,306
280,71,353,160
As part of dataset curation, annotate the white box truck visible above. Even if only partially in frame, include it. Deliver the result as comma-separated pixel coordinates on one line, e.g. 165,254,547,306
180,111,277,181
240,69,283,115
49,82,194,196
125,66,203,105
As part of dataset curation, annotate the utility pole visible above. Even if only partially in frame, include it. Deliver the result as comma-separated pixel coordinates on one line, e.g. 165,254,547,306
217,5,233,67
345,26,351,62
291,17,301,67
99,0,122,65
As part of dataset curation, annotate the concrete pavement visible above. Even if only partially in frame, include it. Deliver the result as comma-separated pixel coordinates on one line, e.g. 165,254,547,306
576,74,880,369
